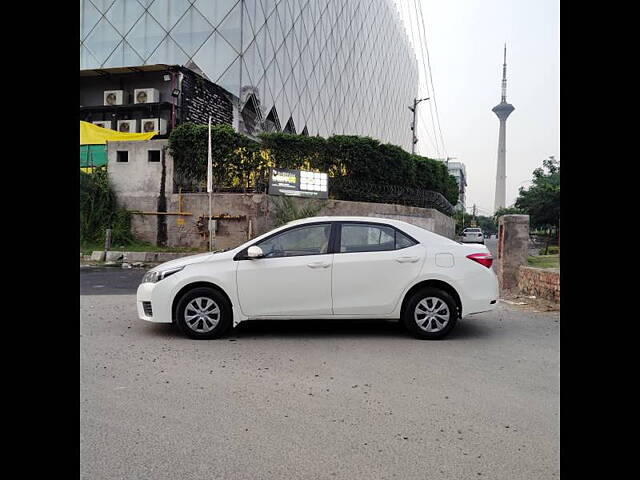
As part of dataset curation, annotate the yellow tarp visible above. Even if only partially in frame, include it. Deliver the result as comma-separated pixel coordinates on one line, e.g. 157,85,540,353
80,120,157,145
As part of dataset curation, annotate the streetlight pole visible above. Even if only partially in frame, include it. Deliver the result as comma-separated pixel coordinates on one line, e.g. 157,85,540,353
409,97,429,155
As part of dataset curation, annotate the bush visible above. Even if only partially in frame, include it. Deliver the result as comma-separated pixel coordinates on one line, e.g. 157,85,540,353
168,123,459,210
80,168,133,245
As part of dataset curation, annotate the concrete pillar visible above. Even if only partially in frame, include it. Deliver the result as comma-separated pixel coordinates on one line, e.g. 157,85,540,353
497,214,530,291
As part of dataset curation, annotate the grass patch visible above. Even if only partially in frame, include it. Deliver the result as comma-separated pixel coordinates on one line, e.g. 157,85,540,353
527,254,560,269
80,241,202,255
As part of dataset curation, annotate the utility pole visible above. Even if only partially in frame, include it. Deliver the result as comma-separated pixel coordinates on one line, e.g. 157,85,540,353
408,97,429,154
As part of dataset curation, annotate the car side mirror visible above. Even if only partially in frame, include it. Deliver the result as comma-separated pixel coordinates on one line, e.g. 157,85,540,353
247,246,264,259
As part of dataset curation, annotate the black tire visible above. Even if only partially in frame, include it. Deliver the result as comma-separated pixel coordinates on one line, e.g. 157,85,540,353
175,287,232,339
402,287,458,340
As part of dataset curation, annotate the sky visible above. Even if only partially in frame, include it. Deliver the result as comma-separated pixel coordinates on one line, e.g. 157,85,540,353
393,0,560,215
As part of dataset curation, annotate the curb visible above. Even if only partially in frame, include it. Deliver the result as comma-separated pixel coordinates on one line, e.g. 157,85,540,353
88,251,197,263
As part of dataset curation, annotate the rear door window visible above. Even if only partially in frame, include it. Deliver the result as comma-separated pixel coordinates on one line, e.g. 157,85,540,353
340,224,417,253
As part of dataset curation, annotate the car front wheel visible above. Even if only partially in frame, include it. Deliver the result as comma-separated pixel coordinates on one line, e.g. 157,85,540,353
403,288,458,340
175,287,232,339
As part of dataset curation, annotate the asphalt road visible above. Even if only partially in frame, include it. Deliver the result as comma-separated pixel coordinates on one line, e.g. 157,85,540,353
80,268,559,480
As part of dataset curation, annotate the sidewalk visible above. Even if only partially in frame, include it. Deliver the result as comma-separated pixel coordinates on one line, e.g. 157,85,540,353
80,250,200,268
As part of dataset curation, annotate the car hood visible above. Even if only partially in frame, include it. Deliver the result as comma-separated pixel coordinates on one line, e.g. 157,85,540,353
148,251,220,272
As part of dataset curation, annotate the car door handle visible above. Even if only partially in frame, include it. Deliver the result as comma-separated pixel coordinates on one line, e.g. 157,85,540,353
307,261,331,269
396,256,419,263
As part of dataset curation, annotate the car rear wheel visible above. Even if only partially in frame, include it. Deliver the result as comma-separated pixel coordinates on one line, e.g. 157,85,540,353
175,287,232,339
402,288,458,340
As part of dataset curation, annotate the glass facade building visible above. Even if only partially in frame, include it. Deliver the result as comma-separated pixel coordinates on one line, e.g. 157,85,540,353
80,0,419,150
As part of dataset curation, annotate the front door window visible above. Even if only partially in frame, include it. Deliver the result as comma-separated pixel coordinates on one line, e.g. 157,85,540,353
257,224,331,258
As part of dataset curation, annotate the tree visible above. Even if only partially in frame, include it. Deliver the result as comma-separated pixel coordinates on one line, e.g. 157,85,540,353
476,215,497,236
493,206,524,225
514,156,560,231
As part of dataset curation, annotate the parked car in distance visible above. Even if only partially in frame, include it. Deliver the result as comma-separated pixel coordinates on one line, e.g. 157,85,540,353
137,216,498,340
461,227,485,244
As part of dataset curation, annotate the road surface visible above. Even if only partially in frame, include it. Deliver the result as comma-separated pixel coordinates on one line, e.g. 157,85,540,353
80,267,559,480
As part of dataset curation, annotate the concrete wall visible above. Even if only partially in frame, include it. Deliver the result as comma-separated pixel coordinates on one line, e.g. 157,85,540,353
117,192,455,250
496,214,530,291
107,141,455,249
518,266,560,303
107,140,172,202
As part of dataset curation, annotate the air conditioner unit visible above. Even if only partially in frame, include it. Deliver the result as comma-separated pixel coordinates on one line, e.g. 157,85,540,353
134,88,159,104
141,118,167,135
117,120,137,133
92,120,113,130
104,90,126,106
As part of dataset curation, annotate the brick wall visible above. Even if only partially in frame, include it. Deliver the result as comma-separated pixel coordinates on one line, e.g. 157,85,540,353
518,266,560,303
180,68,233,126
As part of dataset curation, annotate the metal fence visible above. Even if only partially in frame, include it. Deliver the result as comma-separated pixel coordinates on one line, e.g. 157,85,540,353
329,178,456,216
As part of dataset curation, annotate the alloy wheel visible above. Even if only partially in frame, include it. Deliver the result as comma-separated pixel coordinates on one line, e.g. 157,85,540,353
414,297,450,332
184,297,220,333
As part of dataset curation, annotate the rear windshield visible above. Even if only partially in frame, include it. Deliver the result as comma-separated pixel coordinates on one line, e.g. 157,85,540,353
464,228,481,233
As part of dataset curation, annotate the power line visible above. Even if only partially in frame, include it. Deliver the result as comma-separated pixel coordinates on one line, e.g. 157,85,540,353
417,108,440,156
414,0,448,158
402,0,440,157
408,0,442,158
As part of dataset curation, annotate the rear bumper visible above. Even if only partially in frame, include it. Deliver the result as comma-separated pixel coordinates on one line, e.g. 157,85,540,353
462,298,498,316
458,270,499,317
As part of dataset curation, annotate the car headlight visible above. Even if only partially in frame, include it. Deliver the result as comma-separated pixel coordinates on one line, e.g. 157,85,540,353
141,266,184,284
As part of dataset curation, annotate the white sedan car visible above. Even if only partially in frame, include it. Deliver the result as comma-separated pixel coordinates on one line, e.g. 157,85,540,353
461,227,485,244
137,216,498,340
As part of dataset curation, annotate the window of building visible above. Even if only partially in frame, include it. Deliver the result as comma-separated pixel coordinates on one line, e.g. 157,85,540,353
263,107,281,133
148,150,161,162
240,94,261,135
283,117,296,134
116,151,129,163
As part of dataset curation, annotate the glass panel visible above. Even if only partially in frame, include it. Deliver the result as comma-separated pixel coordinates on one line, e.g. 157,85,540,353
216,57,242,96
169,6,214,57
216,2,242,53
147,36,189,66
148,0,191,31
257,224,331,258
242,40,260,87
126,13,167,61
193,0,238,29
83,18,122,65
80,44,101,69
103,39,145,67
340,224,396,253
396,231,417,250
244,0,266,34
91,0,116,14
81,0,102,41
192,31,239,88
105,0,144,36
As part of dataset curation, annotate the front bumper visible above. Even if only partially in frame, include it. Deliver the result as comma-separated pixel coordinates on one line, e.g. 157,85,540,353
136,282,172,323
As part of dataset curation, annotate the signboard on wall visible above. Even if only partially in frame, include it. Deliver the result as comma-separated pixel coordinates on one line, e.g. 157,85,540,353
268,168,328,199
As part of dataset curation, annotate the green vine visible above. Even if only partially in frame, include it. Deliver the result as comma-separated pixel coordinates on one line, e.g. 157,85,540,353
80,168,133,245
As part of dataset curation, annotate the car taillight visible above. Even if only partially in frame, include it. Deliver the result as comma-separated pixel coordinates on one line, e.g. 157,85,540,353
466,252,493,268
